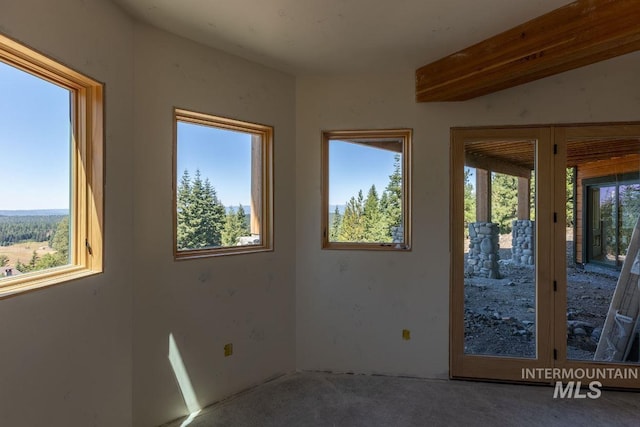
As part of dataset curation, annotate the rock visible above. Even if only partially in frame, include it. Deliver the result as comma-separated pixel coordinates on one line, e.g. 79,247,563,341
567,320,594,329
573,327,587,336
480,238,493,254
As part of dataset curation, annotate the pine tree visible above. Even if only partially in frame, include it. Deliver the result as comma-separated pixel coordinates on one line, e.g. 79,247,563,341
339,190,365,241
28,250,38,270
221,204,250,246
176,169,226,249
382,154,402,230
363,185,389,242
201,176,226,247
491,172,518,233
329,206,342,241
464,168,476,236
50,216,69,261
176,169,194,249
236,204,250,236
566,167,574,228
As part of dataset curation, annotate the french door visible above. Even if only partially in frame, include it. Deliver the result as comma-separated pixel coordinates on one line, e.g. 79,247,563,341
451,123,640,388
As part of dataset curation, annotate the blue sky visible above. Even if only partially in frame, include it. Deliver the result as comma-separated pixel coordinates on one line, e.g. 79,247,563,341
2,58,401,212
329,140,398,206
0,61,70,210
177,122,252,207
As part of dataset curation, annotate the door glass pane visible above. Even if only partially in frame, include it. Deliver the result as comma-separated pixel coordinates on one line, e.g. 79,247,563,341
463,140,536,358
566,138,640,362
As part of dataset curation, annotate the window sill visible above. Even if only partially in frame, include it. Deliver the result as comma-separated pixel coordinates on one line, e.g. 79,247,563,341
322,243,411,251
0,267,101,299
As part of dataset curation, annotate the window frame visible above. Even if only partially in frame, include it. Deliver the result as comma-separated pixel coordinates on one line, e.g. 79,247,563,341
321,129,412,251
0,34,104,298
173,108,274,259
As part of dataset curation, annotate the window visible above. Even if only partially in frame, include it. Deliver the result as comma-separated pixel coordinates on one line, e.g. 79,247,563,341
0,34,103,297
173,109,273,258
321,129,412,250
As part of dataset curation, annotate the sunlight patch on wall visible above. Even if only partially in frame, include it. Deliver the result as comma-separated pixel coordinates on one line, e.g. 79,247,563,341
168,333,201,416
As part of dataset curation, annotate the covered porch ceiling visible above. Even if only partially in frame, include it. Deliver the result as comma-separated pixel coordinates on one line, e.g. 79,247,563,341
465,138,640,177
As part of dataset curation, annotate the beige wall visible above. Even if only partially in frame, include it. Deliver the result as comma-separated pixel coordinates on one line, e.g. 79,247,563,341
0,0,134,426
295,52,640,377
131,24,296,427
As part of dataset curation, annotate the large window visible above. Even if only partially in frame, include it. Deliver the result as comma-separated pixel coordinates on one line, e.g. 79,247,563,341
585,175,640,268
173,109,273,258
321,129,412,250
0,34,103,297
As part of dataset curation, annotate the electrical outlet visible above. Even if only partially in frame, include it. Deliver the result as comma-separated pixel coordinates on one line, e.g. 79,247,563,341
224,343,233,357
402,329,411,340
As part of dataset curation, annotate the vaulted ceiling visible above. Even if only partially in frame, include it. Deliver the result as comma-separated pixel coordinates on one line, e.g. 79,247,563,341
112,0,572,76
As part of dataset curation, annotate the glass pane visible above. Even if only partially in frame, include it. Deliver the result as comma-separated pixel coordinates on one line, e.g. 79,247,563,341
176,121,259,250
463,140,536,358
619,184,640,263
0,61,71,280
566,138,640,362
328,138,403,244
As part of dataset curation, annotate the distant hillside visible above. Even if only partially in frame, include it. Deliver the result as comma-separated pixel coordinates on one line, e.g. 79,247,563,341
0,214,67,246
0,209,69,217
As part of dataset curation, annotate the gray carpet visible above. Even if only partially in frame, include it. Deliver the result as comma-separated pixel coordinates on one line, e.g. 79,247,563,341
165,372,640,427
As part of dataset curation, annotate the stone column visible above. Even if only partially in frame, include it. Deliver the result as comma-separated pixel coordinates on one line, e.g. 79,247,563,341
467,222,500,279
511,220,535,265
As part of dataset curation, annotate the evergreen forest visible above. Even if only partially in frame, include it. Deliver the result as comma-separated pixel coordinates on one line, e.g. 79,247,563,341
176,169,252,250
329,154,403,243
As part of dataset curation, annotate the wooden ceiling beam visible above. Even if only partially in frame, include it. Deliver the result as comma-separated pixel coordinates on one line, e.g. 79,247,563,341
416,0,640,102
465,152,532,178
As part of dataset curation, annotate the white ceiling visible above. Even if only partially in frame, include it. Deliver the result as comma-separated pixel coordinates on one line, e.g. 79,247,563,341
113,0,573,76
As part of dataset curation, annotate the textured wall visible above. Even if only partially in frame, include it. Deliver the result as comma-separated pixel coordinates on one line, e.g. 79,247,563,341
131,24,296,427
0,0,134,425
295,51,640,378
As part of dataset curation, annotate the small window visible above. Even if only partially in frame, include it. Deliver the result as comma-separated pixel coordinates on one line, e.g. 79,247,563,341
173,109,273,258
322,129,412,250
0,34,103,297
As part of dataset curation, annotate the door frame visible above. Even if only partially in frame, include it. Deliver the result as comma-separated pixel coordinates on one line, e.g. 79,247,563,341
451,122,640,388
450,126,554,383
553,124,640,389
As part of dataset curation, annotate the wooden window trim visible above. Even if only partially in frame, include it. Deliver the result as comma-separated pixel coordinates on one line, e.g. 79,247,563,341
321,129,412,251
173,108,273,259
0,34,104,298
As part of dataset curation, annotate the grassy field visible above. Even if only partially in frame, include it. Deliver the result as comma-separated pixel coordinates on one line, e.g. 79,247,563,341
0,241,56,268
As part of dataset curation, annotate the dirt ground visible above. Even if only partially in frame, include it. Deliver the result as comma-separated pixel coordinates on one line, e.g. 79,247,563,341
463,231,618,361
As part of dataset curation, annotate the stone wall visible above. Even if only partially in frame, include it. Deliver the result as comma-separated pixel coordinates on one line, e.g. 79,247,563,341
512,220,535,265
467,222,500,279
